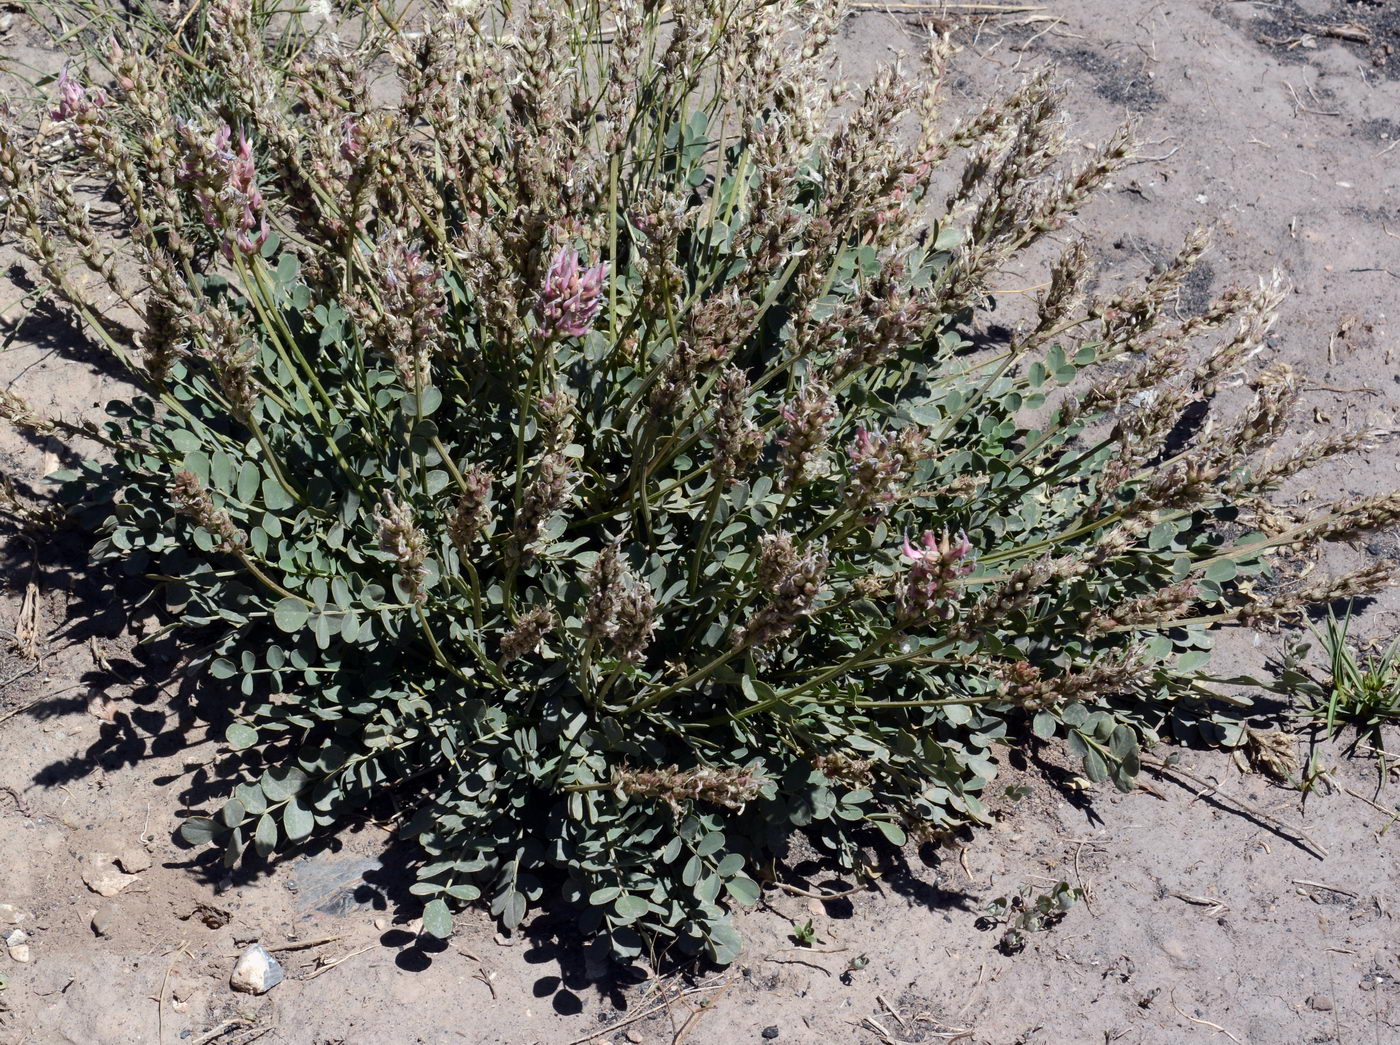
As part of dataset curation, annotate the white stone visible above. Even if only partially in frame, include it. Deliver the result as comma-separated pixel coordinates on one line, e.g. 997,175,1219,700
229,944,283,995
81,853,138,897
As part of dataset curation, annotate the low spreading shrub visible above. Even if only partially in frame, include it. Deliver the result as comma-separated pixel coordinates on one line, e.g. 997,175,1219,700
4,0,1394,962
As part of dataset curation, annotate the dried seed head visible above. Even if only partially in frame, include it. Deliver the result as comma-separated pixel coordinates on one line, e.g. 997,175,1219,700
583,543,625,642
1085,581,1199,638
953,558,1057,639
0,388,55,434
811,752,875,788
513,451,574,554
710,367,764,487
740,537,828,649
1191,274,1287,396
776,381,836,491
755,532,800,594
648,339,700,420
1236,564,1393,626
1235,430,1372,494
847,426,921,512
996,648,1147,710
535,390,577,447
448,465,494,554
613,583,657,664
613,762,767,812
1240,728,1298,783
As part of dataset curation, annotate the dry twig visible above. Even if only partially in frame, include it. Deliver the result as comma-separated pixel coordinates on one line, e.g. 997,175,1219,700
190,1020,254,1045
1142,757,1328,857
564,979,732,1045
1170,988,1244,1044
266,934,341,953
302,943,373,980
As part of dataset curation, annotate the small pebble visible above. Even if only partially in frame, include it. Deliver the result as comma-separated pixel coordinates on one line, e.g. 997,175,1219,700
0,904,29,926
91,906,118,938
229,943,284,995
762,1027,780,1040
1307,994,1334,1012
5,929,31,963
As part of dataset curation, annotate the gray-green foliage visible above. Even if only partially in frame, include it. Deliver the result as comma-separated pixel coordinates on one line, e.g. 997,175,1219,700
10,0,1393,964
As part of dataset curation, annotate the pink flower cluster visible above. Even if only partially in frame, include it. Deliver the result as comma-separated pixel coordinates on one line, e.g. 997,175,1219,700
846,426,907,509
51,68,107,124
176,121,268,258
534,246,607,342
896,529,974,624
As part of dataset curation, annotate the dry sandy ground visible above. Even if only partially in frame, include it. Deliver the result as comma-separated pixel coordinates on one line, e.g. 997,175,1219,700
3,1,1400,1043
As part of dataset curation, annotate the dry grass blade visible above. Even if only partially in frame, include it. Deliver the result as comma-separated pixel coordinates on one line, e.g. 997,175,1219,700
265,934,341,953
862,1015,972,1043
774,881,873,901
12,555,41,661
1317,22,1373,45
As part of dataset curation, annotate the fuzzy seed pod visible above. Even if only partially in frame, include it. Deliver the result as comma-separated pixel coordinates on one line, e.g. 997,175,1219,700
776,382,836,492
375,494,430,605
448,466,494,555
171,470,244,552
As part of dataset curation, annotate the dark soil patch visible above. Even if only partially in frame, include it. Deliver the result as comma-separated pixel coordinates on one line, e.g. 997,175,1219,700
1216,0,1400,77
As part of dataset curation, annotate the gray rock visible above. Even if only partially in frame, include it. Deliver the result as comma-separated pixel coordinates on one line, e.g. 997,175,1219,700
0,904,29,926
117,848,152,874
1307,994,1334,1012
230,944,283,994
289,855,385,918
91,906,118,938
5,928,31,963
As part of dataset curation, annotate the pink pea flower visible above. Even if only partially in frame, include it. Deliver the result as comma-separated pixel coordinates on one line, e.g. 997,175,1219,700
176,121,268,259
897,529,974,624
51,68,107,123
534,246,607,342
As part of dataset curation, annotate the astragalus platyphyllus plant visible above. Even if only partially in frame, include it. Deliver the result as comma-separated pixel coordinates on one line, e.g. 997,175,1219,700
5,0,1396,962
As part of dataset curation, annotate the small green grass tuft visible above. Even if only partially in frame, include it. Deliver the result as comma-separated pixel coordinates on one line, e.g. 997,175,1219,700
1308,607,1400,766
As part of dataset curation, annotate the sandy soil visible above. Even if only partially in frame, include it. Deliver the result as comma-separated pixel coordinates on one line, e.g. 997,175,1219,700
2,2,1400,1043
